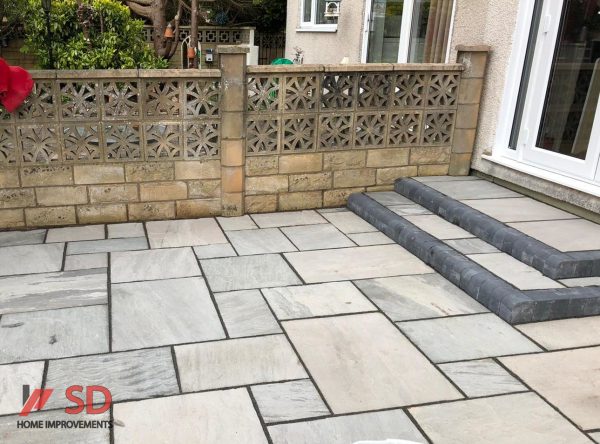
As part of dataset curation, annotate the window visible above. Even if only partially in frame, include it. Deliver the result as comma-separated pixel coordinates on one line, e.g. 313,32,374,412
300,0,340,31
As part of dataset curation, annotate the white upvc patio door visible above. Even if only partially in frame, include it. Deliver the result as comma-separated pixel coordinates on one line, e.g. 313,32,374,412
517,0,600,183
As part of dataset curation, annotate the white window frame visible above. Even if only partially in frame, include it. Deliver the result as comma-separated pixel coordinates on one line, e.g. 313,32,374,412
298,0,338,33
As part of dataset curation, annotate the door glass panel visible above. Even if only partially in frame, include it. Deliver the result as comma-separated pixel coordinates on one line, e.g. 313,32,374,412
408,0,455,63
367,0,404,63
303,0,312,22
536,0,600,160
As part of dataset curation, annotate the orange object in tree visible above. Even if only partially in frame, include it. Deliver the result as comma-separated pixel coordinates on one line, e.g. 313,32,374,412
0,58,34,113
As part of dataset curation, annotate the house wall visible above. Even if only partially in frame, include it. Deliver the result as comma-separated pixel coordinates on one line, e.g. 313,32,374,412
284,0,366,64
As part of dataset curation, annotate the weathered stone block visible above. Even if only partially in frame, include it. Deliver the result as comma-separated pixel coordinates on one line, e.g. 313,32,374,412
289,172,332,191
140,181,188,201
221,111,244,139
246,175,288,195
455,104,480,129
0,168,19,188
448,153,473,176
279,154,323,174
222,192,243,216
74,165,124,185
452,129,476,154
410,147,452,165
221,140,244,167
175,160,220,180
333,169,376,188
77,204,127,224
377,166,418,184
458,78,484,104
25,206,76,226
128,202,176,221
0,209,25,228
418,164,450,176
367,185,395,192
188,180,221,198
323,188,364,207
89,184,139,203
366,148,410,168
279,191,322,211
459,51,488,78
176,199,221,218
245,195,277,213
36,186,88,206
125,162,174,182
221,166,243,193
21,166,73,187
246,156,278,176
324,151,366,171
0,188,35,209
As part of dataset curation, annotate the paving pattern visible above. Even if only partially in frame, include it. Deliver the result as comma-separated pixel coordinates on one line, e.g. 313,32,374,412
0,205,598,443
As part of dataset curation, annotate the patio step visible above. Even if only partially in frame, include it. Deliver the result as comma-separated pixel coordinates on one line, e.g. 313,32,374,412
346,180,600,324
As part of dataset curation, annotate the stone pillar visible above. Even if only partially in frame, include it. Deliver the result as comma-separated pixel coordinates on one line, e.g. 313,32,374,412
218,45,249,216
450,45,490,175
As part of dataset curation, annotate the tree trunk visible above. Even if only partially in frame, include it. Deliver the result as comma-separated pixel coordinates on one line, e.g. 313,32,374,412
190,0,198,68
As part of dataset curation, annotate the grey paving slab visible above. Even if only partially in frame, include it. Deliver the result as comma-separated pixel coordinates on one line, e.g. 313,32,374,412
365,191,413,206
0,361,44,415
424,179,522,199
110,247,200,283
354,274,486,321
113,389,268,444
590,432,600,443
268,409,427,444
0,229,45,247
111,277,225,351
397,313,541,363
217,215,258,230
509,218,600,252
108,222,145,238
46,225,105,243
468,252,563,290
317,208,347,213
193,243,237,259
251,379,329,423
403,214,474,239
0,243,64,276
347,231,393,246
410,392,592,444
227,228,297,255
263,282,376,320
0,305,109,363
175,335,307,391
285,245,432,283
321,211,379,234
461,197,578,222
64,253,108,270
0,268,107,315
389,204,433,216
560,277,600,287
517,316,600,350
283,313,462,414
281,224,355,250
438,359,526,397
415,175,482,182
66,237,147,255
445,238,499,254
146,218,228,248
44,348,179,409
215,290,281,338
0,410,110,444
502,347,600,430
201,254,301,292
251,210,327,228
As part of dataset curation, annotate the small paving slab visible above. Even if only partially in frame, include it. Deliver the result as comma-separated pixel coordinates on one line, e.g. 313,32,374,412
423,179,522,199
251,210,327,228
193,243,237,259
445,238,499,254
404,214,474,239
410,392,592,444
113,389,268,444
201,254,301,292
389,204,432,216
347,231,393,246
175,335,307,391
0,229,45,247
108,223,144,239
283,313,462,414
110,247,200,283
214,290,281,338
355,274,486,321
509,219,600,252
0,361,44,415
217,215,258,231
263,282,376,320
0,305,108,363
251,379,329,423
66,237,147,255
46,225,105,243
281,224,354,250
560,277,600,287
438,359,526,397
285,245,432,283
397,313,541,363
268,408,427,444
0,243,64,276
365,191,413,206
516,316,600,350
501,347,600,430
227,228,297,255
111,277,225,351
462,197,577,222
44,348,179,409
146,218,228,248
0,268,107,314
321,211,378,234
416,175,482,182
64,253,108,270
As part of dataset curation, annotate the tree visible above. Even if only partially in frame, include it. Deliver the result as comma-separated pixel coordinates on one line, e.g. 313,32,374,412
0,0,27,44
21,0,167,69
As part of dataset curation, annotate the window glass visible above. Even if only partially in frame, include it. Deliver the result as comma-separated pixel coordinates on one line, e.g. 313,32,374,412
367,0,404,63
303,0,312,22
408,0,455,63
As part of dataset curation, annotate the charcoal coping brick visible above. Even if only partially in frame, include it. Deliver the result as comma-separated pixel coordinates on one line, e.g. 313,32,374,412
347,192,600,324
394,178,600,280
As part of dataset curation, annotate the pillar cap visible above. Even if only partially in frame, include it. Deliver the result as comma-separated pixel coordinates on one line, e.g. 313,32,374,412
217,45,250,54
455,45,491,53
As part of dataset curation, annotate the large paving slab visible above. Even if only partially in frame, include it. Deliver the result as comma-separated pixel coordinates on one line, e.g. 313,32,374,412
64,253,108,270
110,247,200,283
146,218,228,248
509,218,600,252
281,224,355,250
445,238,499,254
0,243,64,276
0,229,45,247
0,268,107,314
461,197,578,222
227,228,297,255
111,277,225,351
66,237,148,255
355,274,486,321
398,313,541,363
46,225,105,243
193,243,237,259
410,392,592,444
175,335,307,391
0,361,45,415
365,191,413,206
263,282,376,320
416,175,482,183
251,210,327,228
214,290,281,338
267,409,427,444
217,215,258,230
107,222,145,238
113,389,268,444
347,231,394,246
283,313,462,413
403,214,474,240
423,179,522,199
201,254,301,292
0,305,108,363
516,316,600,350
320,211,379,234
285,245,432,283
501,347,600,430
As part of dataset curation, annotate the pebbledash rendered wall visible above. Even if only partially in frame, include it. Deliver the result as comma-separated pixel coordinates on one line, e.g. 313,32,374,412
0,46,487,229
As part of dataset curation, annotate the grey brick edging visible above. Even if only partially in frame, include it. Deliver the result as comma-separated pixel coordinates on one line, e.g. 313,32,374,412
394,178,600,280
347,192,600,324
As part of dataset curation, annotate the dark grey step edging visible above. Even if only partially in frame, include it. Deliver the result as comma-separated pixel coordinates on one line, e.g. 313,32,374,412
347,192,600,324
394,178,600,280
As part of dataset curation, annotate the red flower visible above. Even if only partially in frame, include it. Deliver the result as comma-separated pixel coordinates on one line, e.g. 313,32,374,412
0,58,34,113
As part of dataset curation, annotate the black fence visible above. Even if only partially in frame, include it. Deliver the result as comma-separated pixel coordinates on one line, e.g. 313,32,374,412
256,31,286,65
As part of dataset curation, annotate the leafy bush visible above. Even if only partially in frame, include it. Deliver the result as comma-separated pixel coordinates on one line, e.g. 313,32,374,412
22,0,168,69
